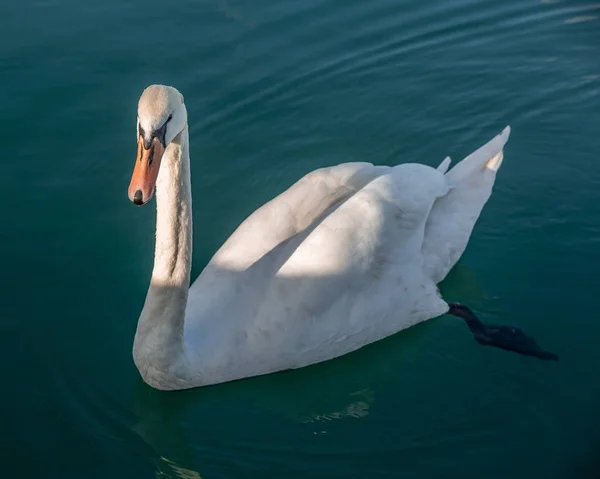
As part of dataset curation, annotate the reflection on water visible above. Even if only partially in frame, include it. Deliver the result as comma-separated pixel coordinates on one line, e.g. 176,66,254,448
300,389,374,424
155,457,202,479
565,15,598,24
147,385,374,476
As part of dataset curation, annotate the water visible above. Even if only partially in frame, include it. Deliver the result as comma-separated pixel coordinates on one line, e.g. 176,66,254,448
2,0,599,477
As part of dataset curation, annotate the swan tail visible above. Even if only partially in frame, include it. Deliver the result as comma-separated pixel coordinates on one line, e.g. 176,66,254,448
444,126,510,184
421,126,511,284
437,156,451,174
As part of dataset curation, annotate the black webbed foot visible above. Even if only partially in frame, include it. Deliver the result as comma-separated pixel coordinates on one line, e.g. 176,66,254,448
447,303,558,361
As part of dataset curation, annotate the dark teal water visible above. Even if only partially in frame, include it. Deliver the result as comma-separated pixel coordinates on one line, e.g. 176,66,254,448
2,0,599,477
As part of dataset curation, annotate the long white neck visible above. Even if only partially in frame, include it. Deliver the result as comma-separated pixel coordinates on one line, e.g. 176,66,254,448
133,126,192,388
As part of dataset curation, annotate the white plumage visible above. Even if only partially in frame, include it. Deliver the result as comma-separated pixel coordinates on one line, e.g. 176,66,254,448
128,84,511,390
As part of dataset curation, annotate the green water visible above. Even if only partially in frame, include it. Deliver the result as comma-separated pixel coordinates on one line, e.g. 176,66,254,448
2,0,599,477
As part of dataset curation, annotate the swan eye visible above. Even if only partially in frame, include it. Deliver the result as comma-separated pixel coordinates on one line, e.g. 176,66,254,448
155,120,168,147
138,114,171,149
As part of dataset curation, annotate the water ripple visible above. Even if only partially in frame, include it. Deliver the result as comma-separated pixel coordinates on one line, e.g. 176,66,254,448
199,0,594,138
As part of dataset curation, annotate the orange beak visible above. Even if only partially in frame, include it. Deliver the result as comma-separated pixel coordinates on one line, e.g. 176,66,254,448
128,136,165,205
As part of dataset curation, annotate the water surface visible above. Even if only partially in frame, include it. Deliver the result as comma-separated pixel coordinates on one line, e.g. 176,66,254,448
2,0,599,477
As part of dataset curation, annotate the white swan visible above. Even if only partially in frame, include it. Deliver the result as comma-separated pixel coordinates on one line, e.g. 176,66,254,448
128,84,556,391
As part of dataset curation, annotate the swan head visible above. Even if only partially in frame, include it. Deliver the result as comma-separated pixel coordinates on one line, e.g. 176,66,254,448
128,84,187,206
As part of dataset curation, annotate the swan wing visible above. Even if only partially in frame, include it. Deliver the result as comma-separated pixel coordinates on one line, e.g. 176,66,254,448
184,162,389,348
207,162,389,270
225,163,452,373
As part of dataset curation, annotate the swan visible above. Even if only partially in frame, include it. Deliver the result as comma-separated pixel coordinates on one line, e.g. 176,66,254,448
127,84,556,391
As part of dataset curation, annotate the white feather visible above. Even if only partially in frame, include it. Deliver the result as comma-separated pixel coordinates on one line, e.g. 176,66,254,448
130,85,511,390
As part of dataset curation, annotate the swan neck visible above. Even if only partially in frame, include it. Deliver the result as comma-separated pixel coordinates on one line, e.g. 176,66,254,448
153,126,192,287
133,126,192,384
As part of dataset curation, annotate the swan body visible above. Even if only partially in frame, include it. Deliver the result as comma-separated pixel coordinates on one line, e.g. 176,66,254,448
128,84,511,390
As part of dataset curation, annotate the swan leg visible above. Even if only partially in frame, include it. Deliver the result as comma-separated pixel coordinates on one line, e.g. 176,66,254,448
447,303,558,361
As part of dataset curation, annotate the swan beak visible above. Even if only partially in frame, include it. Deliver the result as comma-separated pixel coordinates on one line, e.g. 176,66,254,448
128,136,165,206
